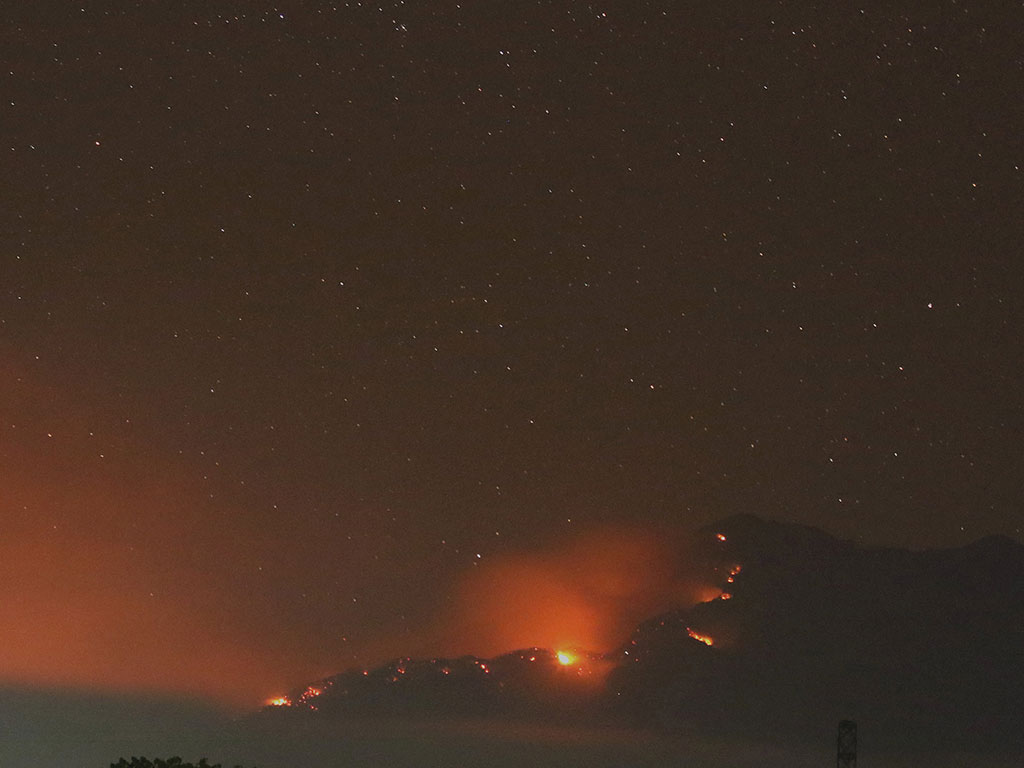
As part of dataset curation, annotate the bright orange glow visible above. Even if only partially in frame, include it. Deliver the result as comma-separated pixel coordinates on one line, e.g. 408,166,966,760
687,627,714,646
556,650,576,666
0,360,372,709
298,685,324,704
716,533,727,542
720,592,732,600
439,526,709,657
266,696,291,707
697,584,725,602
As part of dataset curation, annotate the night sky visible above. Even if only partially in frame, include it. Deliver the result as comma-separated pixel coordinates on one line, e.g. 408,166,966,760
2,1,1021,709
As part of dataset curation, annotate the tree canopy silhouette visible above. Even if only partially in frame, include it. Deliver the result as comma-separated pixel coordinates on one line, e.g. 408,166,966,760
110,758,253,768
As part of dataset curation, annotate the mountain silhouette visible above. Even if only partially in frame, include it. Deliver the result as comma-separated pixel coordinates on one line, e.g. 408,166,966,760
265,516,1024,756
612,515,1024,754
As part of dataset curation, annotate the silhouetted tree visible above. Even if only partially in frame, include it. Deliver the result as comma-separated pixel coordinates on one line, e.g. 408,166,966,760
110,758,252,768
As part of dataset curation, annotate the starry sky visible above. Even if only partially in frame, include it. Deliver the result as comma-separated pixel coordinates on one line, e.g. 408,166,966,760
2,1,1021,708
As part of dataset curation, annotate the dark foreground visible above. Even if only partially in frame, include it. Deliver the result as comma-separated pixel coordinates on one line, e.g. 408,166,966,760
1,686,1020,768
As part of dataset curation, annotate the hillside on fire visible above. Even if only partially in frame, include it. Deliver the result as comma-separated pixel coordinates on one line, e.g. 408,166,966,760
259,515,1024,757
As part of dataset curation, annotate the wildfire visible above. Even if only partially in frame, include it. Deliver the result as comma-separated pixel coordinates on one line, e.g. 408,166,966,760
716,533,727,542
298,685,324,704
725,564,742,585
556,650,577,666
719,592,732,600
266,682,328,710
686,628,714,646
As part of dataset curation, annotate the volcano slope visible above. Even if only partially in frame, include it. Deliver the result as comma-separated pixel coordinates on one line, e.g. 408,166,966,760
611,514,1024,757
265,515,1023,758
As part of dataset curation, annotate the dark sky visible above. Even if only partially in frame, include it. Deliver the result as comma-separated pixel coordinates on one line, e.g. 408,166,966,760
2,1,1021,708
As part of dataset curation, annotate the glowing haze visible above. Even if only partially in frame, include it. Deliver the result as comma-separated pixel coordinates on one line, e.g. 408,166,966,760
1,360,717,708
0,360,330,707
433,526,709,657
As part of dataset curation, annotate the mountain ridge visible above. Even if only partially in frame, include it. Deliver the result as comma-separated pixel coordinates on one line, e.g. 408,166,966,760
263,516,1024,756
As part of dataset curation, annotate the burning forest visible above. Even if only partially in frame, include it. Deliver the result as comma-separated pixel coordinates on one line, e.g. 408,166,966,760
257,516,1024,757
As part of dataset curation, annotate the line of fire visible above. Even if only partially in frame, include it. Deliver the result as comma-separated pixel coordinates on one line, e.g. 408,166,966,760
264,531,742,718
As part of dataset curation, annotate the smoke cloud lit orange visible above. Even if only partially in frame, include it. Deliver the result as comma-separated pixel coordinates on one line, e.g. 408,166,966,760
0,359,347,708
0,357,720,709
435,526,709,657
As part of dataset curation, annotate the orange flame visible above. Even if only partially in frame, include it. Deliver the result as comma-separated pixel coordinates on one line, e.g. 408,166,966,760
298,685,324,704
556,650,577,666
266,696,291,707
686,628,714,646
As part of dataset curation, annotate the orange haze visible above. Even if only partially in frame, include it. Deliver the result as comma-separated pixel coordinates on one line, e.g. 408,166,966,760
434,526,708,657
0,358,715,708
0,359,332,708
